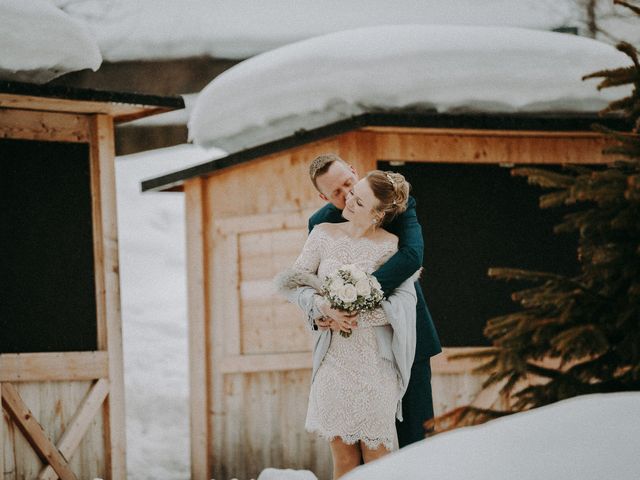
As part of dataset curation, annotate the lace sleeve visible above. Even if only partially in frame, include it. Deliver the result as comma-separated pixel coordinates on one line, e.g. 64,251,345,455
292,225,324,274
358,307,388,327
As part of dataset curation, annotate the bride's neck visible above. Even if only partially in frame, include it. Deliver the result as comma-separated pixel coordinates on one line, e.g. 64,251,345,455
344,221,375,239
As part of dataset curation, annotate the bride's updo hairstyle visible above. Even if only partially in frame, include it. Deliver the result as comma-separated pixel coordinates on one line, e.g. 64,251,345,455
366,170,410,226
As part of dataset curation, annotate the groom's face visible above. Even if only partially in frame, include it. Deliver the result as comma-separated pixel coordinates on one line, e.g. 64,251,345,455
315,161,359,210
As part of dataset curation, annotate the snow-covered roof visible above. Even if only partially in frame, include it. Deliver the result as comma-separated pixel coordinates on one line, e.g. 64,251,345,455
59,0,583,63
0,0,101,84
345,393,640,480
189,25,632,152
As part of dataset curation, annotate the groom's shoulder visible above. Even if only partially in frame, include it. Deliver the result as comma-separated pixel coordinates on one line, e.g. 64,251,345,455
308,203,337,231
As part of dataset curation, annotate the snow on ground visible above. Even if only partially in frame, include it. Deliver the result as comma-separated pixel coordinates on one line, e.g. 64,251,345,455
189,24,633,152
345,392,640,480
115,144,224,480
0,0,101,83
57,0,581,62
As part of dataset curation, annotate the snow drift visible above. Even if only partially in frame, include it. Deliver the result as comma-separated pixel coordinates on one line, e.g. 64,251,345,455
0,0,101,83
189,25,632,152
344,393,640,480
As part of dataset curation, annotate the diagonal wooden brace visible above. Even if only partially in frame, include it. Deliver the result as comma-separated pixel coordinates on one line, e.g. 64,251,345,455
38,379,110,480
1,383,78,480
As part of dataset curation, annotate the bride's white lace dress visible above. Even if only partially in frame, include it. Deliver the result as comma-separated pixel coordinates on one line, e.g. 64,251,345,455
293,223,402,451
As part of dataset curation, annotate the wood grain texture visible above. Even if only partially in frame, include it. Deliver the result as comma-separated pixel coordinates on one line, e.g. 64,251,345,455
359,127,609,165
0,109,89,143
1,384,77,480
1,382,105,480
38,379,110,480
184,179,212,480
0,353,108,382
0,94,173,123
89,114,126,480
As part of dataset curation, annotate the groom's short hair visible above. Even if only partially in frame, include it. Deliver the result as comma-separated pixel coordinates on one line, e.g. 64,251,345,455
309,153,347,191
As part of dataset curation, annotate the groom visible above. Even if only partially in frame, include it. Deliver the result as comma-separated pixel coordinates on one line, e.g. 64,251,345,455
306,153,441,447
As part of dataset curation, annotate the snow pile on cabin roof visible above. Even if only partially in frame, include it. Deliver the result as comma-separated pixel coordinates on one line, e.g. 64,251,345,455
189,25,632,152
0,0,101,83
344,393,640,480
58,0,582,62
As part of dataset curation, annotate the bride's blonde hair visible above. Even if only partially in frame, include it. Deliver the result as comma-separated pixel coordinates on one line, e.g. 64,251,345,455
366,170,410,225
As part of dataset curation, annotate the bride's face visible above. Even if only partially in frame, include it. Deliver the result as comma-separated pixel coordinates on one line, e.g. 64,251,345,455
342,178,380,227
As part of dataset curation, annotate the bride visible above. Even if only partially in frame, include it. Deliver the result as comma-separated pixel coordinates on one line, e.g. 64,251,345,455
277,170,418,479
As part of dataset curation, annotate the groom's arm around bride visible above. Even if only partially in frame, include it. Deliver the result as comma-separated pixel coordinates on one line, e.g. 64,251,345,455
307,154,442,447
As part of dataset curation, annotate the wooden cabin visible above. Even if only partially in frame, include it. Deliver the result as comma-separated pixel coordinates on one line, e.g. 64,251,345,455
0,81,183,480
142,111,623,480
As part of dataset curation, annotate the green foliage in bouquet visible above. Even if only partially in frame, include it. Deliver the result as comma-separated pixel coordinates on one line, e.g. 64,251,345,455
429,1,640,433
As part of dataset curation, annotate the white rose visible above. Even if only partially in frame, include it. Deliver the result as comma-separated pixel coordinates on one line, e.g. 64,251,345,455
370,277,382,292
338,284,358,303
330,277,344,295
351,268,367,281
355,278,371,296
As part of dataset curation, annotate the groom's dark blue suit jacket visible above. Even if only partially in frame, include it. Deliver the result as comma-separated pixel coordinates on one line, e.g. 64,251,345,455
308,196,441,361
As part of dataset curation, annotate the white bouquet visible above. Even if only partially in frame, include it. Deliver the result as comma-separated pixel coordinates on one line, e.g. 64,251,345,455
321,264,384,337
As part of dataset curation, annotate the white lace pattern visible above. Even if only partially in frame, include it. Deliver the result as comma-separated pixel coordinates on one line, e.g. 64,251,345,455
293,224,402,451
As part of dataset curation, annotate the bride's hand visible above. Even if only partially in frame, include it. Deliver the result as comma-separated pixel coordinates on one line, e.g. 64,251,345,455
318,300,358,333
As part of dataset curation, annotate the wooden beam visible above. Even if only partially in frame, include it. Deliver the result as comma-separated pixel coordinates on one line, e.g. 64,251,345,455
0,352,108,382
213,208,315,236
88,114,126,480
431,347,494,374
185,179,211,480
0,108,89,143
219,353,312,374
1,383,77,480
361,126,604,138
0,94,173,123
37,379,110,480
359,128,610,165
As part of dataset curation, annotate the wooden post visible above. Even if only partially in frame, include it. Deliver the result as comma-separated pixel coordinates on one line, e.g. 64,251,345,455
89,114,126,480
185,179,211,480
0,383,4,480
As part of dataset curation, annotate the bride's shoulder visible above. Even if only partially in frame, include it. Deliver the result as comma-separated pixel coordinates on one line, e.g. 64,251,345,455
312,222,340,235
373,228,398,246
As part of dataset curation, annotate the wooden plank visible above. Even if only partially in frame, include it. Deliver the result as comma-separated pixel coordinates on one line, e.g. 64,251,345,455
89,114,126,480
0,108,89,143
222,233,241,356
37,379,110,480
184,179,211,480
1,384,77,480
0,94,173,123
430,347,493,374
362,125,605,138
362,128,610,165
213,209,314,236
0,352,108,382
219,353,312,374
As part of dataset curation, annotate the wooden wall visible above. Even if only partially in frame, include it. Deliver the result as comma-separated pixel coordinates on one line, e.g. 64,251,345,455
0,108,126,480
185,127,609,480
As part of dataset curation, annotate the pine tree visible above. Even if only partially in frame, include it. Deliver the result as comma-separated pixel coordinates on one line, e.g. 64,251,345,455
429,1,640,433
